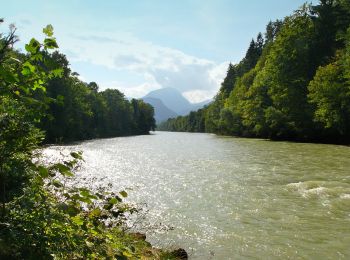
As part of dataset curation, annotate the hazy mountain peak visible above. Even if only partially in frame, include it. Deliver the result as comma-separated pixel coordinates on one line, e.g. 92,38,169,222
143,88,212,121
141,97,178,123
144,88,191,115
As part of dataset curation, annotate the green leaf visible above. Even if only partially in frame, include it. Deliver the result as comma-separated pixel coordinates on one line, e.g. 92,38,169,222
109,198,119,205
71,215,84,226
55,163,74,177
52,180,63,188
33,80,46,92
56,95,65,105
21,61,36,76
31,53,43,61
38,166,49,178
90,208,101,217
50,68,63,78
85,240,94,248
44,38,58,49
70,152,83,160
66,205,80,216
25,38,41,54
122,251,133,258
0,66,18,83
119,190,128,198
56,163,70,171
24,62,35,72
21,67,31,76
18,85,30,95
43,24,54,37
103,203,113,210
79,197,93,204
79,188,90,196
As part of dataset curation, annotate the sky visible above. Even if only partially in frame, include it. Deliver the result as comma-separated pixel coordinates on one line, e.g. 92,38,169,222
1,0,308,103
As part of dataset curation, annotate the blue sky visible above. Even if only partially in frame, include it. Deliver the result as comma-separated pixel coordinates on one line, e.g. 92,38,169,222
1,0,308,102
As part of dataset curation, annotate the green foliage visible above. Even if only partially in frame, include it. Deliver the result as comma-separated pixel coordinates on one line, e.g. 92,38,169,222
308,63,347,130
158,108,205,133
265,20,283,44
308,37,350,140
219,63,237,99
0,22,61,213
256,6,316,139
43,24,54,37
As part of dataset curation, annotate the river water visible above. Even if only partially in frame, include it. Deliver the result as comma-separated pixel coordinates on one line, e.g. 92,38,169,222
43,131,350,259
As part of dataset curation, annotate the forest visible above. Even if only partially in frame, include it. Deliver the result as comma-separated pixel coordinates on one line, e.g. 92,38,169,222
41,66,156,142
158,0,350,144
0,22,183,259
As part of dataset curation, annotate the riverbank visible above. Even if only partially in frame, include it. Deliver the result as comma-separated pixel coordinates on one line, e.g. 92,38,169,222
157,129,350,145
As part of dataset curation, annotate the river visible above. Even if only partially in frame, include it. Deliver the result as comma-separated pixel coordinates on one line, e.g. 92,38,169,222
43,131,350,259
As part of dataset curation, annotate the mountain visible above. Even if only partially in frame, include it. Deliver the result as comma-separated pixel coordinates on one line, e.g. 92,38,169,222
142,97,178,123
144,88,191,115
144,88,212,117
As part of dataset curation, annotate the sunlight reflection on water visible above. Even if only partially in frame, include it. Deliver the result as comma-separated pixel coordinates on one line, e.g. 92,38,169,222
43,132,350,259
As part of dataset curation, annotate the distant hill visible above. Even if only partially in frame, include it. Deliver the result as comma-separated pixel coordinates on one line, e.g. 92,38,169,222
144,88,212,118
142,97,178,123
144,88,191,115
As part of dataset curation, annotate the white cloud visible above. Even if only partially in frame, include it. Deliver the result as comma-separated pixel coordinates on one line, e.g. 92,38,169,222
61,32,230,101
183,90,216,103
209,61,230,86
77,74,87,82
103,81,160,99
114,54,142,68
101,73,161,99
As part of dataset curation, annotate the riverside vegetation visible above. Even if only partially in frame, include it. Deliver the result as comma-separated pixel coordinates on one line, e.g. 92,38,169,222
0,22,184,259
158,0,350,144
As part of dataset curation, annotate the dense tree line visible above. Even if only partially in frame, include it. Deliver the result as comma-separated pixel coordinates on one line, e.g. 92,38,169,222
159,0,350,144
38,52,155,143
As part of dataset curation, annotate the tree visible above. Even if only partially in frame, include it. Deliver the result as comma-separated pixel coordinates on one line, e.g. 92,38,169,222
132,99,156,134
258,5,316,139
219,63,237,98
308,27,350,142
87,81,99,92
264,20,283,43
